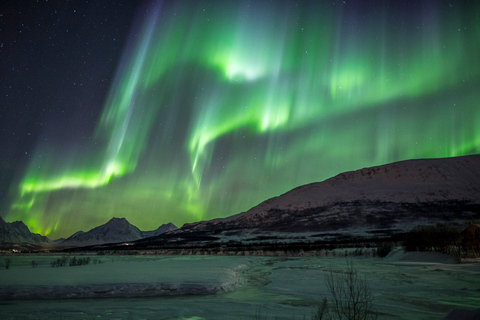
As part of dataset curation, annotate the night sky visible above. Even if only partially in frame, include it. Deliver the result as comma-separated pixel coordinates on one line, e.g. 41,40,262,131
1,1,479,239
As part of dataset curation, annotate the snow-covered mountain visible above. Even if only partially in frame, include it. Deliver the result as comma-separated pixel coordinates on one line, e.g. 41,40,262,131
0,215,177,248
0,216,51,245
173,154,480,237
142,223,178,238
3,155,479,251
59,218,144,247
58,218,178,247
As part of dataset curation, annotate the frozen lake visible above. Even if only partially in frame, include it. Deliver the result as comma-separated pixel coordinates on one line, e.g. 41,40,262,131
1,251,479,319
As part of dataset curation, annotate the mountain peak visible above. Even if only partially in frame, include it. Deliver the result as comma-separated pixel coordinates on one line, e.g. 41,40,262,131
141,222,178,238
60,217,142,247
106,217,130,226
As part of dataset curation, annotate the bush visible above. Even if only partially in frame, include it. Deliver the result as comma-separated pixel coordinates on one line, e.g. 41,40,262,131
319,260,377,320
4,258,12,270
50,256,69,267
252,260,376,320
51,256,91,267
70,257,90,266
69,256,77,266
311,298,328,320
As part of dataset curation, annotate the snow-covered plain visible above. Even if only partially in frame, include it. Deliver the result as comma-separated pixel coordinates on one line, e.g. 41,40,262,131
0,251,479,319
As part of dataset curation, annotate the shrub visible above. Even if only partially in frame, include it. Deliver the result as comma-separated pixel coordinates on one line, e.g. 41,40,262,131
311,298,328,320
50,256,92,267
4,258,12,270
69,256,77,266
319,260,377,320
68,256,91,266
250,261,377,320
50,256,69,267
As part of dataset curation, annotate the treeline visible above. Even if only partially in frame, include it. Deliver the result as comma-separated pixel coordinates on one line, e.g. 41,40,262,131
403,222,480,259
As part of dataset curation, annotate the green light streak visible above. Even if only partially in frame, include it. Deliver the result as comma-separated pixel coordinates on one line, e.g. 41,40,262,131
19,162,123,195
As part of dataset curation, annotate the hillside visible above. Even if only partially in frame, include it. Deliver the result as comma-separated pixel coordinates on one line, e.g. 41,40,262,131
119,154,480,252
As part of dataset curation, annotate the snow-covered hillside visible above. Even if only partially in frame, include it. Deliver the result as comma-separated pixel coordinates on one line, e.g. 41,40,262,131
242,154,480,216
174,154,480,237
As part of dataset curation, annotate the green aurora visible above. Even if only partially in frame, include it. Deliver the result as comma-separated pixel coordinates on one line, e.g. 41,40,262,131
6,1,480,238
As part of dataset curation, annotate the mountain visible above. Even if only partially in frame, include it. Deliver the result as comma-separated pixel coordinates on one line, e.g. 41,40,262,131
58,218,178,247
0,216,177,249
120,154,480,251
4,155,480,252
0,216,51,246
184,154,480,231
142,223,178,238
59,217,143,247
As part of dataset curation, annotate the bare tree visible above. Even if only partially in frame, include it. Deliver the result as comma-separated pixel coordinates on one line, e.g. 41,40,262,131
318,260,377,320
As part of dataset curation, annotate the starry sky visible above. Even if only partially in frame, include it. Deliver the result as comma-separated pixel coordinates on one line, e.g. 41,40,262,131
1,0,479,239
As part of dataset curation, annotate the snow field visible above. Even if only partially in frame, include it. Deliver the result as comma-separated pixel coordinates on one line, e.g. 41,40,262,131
0,255,247,299
0,252,479,319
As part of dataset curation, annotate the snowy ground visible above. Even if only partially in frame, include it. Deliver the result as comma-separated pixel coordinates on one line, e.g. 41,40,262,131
0,250,479,319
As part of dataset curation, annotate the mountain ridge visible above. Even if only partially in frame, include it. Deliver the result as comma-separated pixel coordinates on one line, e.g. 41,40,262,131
161,154,480,244
0,216,178,249
58,218,179,247
2,154,479,251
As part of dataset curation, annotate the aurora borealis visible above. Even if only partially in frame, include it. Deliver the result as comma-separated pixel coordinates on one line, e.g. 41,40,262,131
1,1,479,239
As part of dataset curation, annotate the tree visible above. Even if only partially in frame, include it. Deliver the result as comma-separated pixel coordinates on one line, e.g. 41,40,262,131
317,260,377,320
